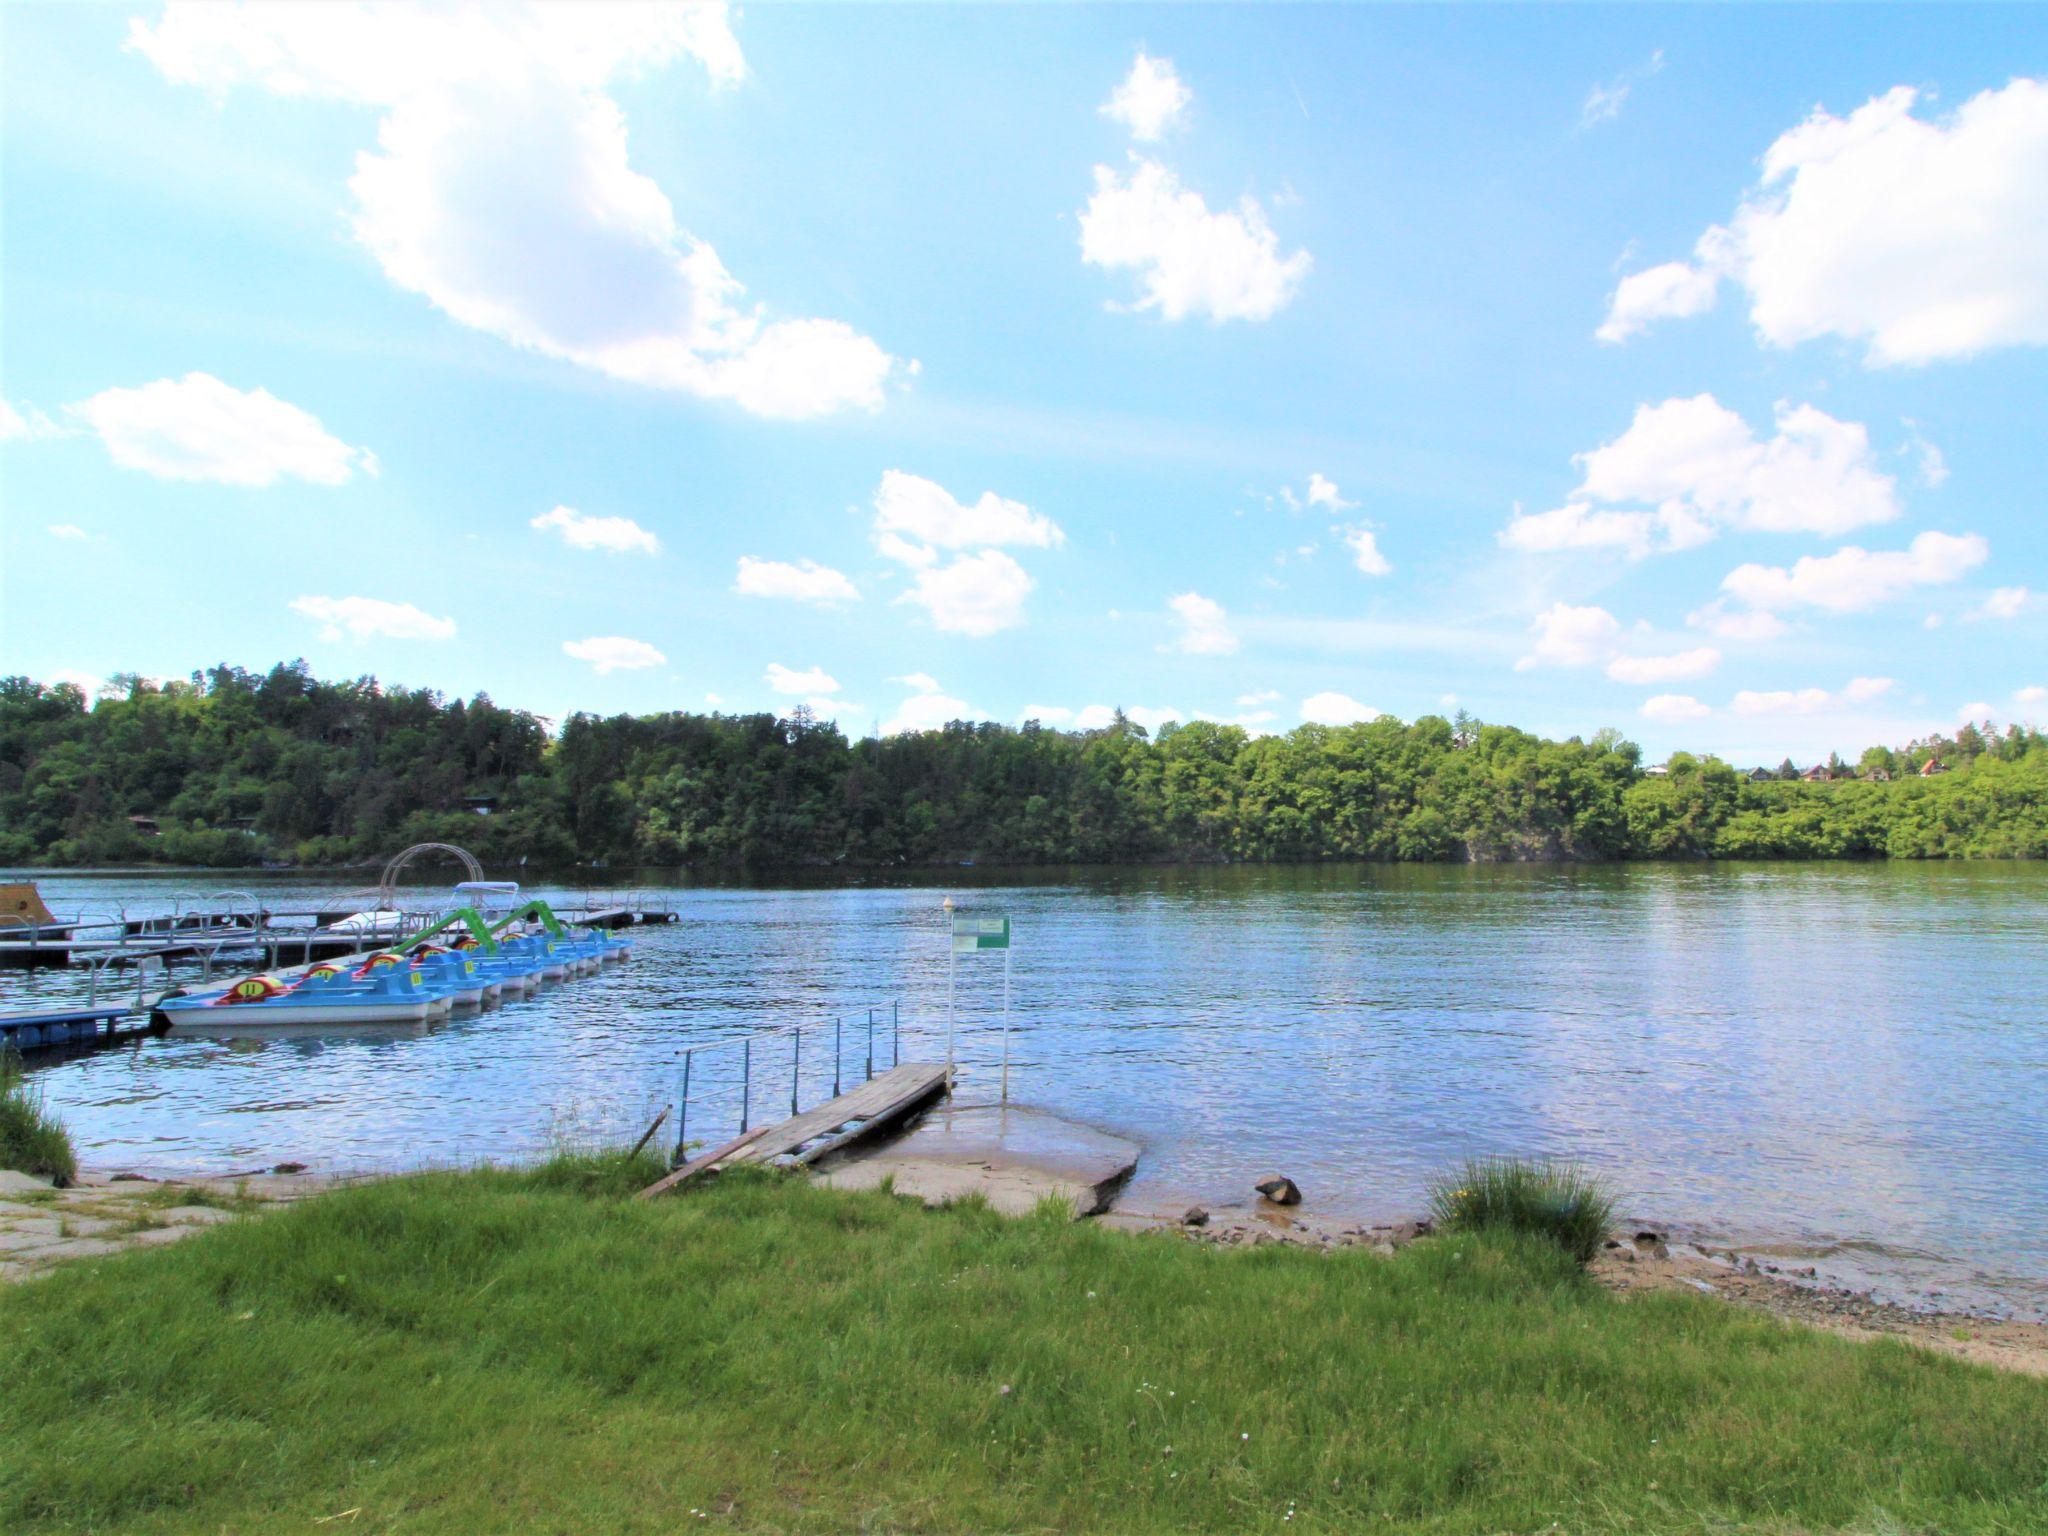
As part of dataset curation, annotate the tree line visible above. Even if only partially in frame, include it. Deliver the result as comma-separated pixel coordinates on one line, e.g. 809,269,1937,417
2,663,2044,869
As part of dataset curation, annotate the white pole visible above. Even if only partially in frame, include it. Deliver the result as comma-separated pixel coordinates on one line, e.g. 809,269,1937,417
943,897,955,1083
1000,935,1011,1104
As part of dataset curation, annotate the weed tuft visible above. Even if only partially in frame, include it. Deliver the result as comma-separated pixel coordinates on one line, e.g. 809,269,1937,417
0,1057,76,1186
1427,1156,1616,1266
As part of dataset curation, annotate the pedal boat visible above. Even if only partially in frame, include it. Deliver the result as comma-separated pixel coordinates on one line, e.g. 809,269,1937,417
156,966,448,1030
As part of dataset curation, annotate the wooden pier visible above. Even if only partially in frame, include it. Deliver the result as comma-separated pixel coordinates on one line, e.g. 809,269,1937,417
727,1063,952,1166
640,1062,950,1199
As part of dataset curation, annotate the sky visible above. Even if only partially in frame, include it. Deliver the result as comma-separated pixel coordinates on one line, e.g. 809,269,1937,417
3,2,2045,764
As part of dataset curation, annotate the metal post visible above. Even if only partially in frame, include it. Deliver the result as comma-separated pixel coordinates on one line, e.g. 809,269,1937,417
792,1029,801,1118
947,947,956,1081
1001,943,1012,1104
866,1008,874,1080
674,1049,692,1164
894,1000,901,1067
833,1018,842,1097
741,1037,751,1133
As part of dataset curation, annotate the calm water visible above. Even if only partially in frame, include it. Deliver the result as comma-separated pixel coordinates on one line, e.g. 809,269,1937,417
8,864,2046,1317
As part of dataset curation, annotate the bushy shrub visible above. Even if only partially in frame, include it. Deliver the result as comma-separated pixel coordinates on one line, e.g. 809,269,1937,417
0,1057,77,1186
1427,1156,1614,1266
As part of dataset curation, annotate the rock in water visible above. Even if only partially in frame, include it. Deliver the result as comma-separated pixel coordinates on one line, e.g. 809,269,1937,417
1255,1176,1301,1207
1182,1206,1210,1227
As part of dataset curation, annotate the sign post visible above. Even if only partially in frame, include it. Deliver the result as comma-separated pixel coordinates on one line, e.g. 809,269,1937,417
949,911,1014,1100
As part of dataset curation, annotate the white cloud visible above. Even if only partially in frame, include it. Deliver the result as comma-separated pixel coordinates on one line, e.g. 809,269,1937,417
899,550,1035,637
1102,51,1190,142
1972,585,2031,620
1687,599,1789,643
133,3,902,419
1499,501,1665,560
1516,603,1621,671
47,524,90,541
872,470,1062,553
1300,691,1380,726
1606,647,1720,685
1022,705,1073,725
1732,676,1894,715
291,594,456,641
1237,688,1281,707
734,556,860,605
883,678,983,734
1903,421,1950,488
71,373,374,486
44,669,108,700
1080,157,1310,322
872,472,1058,635
2015,685,2048,708
530,504,659,555
562,635,665,673
0,398,63,441
1505,395,1898,558
1167,591,1238,655
1600,79,2048,364
1306,472,1354,510
1579,49,1665,131
1958,701,1997,723
1342,527,1392,576
1640,694,1711,723
1596,243,1730,343
1721,531,1989,613
765,662,838,697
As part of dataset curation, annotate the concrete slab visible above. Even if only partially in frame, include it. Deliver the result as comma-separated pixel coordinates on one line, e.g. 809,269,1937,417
19,1237,127,1263
0,1171,54,1196
818,1103,1139,1218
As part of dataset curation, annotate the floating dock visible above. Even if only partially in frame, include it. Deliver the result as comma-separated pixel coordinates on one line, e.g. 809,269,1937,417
724,1062,953,1167
0,1004,152,1054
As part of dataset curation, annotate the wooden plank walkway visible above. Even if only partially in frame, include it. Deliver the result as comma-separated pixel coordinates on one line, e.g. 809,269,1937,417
725,1062,951,1168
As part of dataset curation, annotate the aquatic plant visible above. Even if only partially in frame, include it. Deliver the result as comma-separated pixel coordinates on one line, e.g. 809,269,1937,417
0,1056,77,1186
1427,1156,1616,1266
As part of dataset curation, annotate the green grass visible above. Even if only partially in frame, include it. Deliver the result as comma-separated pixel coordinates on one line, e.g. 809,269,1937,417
0,1057,76,1185
2,1155,2045,1535
1429,1155,1618,1266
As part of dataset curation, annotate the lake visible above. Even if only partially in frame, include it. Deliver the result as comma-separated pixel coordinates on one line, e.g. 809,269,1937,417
7,863,2046,1318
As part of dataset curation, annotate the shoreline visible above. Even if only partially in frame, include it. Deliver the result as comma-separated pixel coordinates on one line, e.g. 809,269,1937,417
1102,1197,2048,1376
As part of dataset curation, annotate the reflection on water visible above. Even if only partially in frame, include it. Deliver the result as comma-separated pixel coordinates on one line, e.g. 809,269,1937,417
7,863,2046,1317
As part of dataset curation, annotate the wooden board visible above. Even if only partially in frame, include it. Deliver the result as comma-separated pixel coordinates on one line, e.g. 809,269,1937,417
727,1063,951,1168
635,1125,770,1200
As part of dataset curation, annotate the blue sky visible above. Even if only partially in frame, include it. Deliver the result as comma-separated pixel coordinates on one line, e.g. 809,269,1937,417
4,3,2045,763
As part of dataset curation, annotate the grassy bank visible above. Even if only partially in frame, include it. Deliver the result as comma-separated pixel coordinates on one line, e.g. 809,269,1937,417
0,1058,76,1184
3,1159,2046,1535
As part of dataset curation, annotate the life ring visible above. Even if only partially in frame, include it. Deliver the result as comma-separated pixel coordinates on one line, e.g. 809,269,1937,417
218,975,288,1005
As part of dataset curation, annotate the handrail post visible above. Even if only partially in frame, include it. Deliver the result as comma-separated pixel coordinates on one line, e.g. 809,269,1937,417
673,1049,692,1166
741,1037,751,1133
791,1029,801,1118
894,1000,901,1068
833,1017,842,1098
866,1008,874,1081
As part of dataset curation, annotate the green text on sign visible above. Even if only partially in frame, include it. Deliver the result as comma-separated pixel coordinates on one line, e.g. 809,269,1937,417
951,916,1011,952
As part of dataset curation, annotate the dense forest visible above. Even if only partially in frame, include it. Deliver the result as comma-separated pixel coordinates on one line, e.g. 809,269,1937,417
2,663,2045,869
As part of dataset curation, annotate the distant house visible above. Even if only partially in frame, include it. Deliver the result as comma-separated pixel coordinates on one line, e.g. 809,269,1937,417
1644,762,1670,778
460,794,499,817
1862,768,1892,783
127,814,160,837
1919,757,1950,777
1800,764,1835,782
1746,766,1774,783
